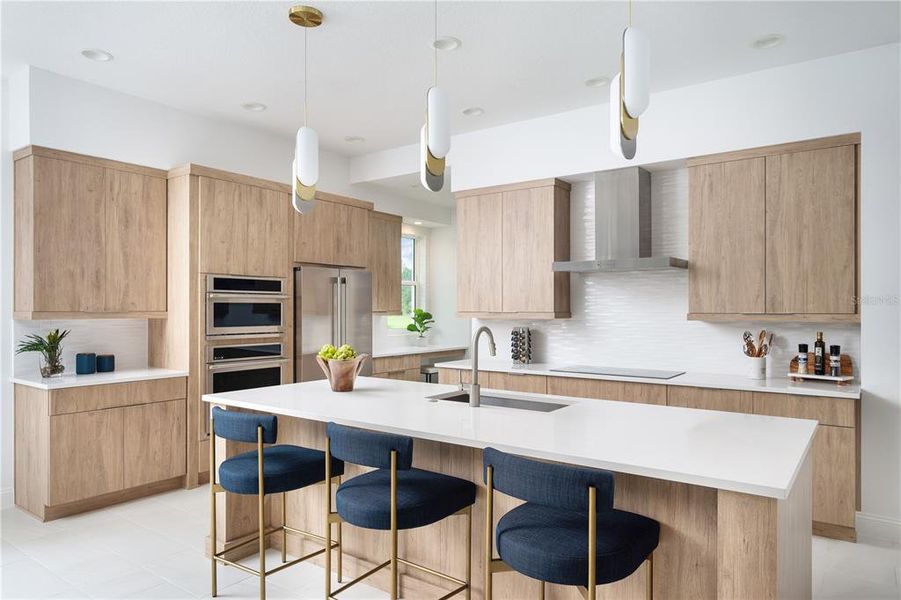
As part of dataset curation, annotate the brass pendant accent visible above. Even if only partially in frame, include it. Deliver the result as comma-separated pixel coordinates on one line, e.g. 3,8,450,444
619,53,639,141
425,148,446,177
289,5,323,27
296,178,317,201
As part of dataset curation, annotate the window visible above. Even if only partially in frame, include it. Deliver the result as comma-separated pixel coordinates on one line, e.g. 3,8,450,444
387,235,419,329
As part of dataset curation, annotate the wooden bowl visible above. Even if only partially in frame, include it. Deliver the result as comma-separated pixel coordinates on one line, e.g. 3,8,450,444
316,354,370,392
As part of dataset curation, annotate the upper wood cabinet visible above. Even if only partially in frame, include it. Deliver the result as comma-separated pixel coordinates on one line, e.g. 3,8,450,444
13,147,167,319
294,192,372,268
687,134,859,322
197,174,290,277
456,179,571,319
369,211,402,314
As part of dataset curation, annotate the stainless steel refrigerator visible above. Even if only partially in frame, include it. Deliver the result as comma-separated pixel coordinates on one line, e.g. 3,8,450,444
294,266,373,382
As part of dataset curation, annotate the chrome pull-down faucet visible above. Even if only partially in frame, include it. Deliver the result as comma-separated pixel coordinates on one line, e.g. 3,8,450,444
470,326,496,407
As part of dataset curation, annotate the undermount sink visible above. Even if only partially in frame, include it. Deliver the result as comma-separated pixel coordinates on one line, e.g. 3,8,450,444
427,390,567,413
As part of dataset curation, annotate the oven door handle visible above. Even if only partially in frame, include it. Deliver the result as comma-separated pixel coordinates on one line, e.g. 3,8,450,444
207,293,289,300
207,358,290,372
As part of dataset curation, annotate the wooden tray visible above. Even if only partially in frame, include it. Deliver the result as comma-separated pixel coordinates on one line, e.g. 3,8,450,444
789,352,854,384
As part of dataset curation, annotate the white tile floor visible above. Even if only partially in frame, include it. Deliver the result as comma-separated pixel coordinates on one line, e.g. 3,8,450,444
1,485,899,599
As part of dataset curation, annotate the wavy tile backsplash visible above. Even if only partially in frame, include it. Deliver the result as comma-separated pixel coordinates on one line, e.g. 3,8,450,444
474,170,861,376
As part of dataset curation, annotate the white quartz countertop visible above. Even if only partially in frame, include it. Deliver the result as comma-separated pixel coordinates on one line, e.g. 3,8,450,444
372,344,468,359
434,360,861,400
12,367,189,390
203,377,817,499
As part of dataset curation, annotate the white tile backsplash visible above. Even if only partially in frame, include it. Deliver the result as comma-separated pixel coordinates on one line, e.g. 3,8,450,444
474,169,861,377
13,319,148,377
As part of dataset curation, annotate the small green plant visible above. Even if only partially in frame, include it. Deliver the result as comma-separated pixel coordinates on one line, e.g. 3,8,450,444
16,328,70,378
406,308,435,338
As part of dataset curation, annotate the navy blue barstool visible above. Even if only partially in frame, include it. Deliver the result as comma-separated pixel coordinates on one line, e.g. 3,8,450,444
324,422,477,600
209,407,346,600
483,448,659,600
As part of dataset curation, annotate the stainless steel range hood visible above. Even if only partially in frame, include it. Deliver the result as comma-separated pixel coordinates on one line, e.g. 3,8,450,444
553,167,687,273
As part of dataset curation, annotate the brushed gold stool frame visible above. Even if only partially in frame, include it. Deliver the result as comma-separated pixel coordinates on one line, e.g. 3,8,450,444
209,417,343,600
484,465,654,600
324,438,472,600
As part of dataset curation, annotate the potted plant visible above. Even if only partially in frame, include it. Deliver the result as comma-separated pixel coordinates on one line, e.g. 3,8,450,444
16,328,70,378
406,308,435,344
316,344,370,392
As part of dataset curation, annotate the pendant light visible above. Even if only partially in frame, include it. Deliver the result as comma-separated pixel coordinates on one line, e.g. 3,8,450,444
610,0,649,160
289,5,323,213
421,0,450,192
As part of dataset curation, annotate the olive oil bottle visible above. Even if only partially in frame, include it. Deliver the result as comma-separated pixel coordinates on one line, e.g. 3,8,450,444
814,331,826,376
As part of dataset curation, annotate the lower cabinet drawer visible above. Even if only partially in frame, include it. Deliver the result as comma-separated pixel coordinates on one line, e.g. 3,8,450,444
438,368,461,385
49,409,125,505
547,377,666,405
667,386,753,413
374,368,421,382
461,370,547,394
812,425,856,528
123,399,187,488
50,377,187,415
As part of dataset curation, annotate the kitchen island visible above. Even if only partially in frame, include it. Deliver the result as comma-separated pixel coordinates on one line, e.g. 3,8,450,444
204,377,816,599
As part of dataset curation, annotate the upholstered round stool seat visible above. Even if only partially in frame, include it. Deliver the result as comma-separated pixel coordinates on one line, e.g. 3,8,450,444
219,445,345,495
496,503,660,586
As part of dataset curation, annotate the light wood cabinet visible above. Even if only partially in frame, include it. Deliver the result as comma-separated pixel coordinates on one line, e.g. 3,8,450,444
369,211,402,314
456,179,570,318
14,378,188,521
198,176,291,277
667,386,753,413
687,134,859,322
460,370,548,394
294,192,373,268
13,146,167,319
547,376,666,405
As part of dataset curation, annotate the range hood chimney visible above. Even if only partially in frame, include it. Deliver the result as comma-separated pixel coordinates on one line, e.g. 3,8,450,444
553,167,687,273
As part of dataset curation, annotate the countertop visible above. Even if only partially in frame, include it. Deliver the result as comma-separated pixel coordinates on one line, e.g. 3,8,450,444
203,377,817,499
434,360,861,400
372,344,468,359
12,367,189,390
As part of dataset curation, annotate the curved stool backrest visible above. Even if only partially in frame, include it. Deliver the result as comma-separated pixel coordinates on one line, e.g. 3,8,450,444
483,447,614,512
326,422,413,470
211,406,278,444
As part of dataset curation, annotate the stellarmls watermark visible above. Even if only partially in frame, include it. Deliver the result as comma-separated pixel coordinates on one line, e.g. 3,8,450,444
853,294,900,306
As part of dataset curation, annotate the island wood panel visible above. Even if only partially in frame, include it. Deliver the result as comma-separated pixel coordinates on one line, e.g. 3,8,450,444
751,392,855,428
104,169,167,312
14,385,50,519
48,408,125,505
369,211,402,314
765,145,856,314
667,386,753,414
546,376,666,405
49,377,187,415
457,193,503,313
460,370,547,394
123,399,187,488
810,425,856,529
688,157,766,315
198,176,290,277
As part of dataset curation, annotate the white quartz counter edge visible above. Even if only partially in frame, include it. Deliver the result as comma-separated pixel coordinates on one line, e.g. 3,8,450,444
12,368,189,390
434,360,861,399
372,344,468,359
203,377,817,499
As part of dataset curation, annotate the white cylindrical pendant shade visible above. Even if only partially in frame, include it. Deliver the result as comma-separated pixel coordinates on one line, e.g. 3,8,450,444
295,126,319,187
623,27,650,117
426,86,450,159
609,73,623,158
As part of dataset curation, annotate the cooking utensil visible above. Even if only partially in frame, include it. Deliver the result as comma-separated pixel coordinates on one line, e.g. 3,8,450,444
757,330,767,357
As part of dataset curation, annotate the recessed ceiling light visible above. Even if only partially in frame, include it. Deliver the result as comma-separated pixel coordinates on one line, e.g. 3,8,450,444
584,76,610,88
751,34,785,50
344,135,366,143
461,107,484,117
81,48,113,62
241,102,267,112
431,36,461,51
413,221,423,225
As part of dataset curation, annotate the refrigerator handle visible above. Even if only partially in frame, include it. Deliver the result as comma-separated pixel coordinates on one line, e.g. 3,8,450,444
340,277,348,347
332,278,341,346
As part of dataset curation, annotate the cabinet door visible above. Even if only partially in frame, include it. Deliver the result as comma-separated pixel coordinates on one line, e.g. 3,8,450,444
502,187,556,313
688,158,766,314
667,386,752,414
461,371,547,394
294,198,336,265
334,204,370,268
547,377,666,405
765,146,856,314
457,193,503,313
104,169,167,312
199,177,289,276
32,157,106,312
48,408,124,504
369,212,402,314
123,400,187,488
812,425,856,528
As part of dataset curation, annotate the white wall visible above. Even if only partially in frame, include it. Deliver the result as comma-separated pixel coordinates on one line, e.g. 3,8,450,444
355,44,901,531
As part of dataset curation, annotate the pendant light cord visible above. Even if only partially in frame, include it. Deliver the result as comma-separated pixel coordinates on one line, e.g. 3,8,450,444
628,0,632,27
433,0,438,87
304,26,308,126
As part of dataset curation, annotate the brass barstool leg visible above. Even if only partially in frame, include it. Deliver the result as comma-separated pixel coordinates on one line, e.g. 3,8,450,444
324,438,333,598
336,479,343,585
485,465,494,600
538,581,545,600
587,486,597,600
210,416,217,598
258,426,266,600
281,492,288,563
390,450,398,600
465,506,472,600
646,554,654,600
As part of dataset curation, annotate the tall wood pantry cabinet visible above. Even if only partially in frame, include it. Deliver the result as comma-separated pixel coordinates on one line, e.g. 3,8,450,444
687,134,859,321
456,178,571,319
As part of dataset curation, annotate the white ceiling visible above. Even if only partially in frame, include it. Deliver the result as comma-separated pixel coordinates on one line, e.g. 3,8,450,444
3,1,898,160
